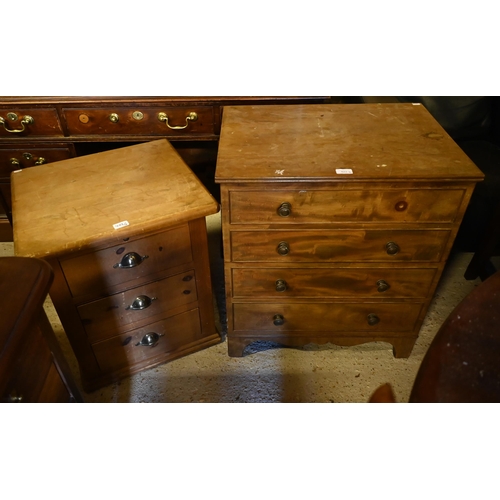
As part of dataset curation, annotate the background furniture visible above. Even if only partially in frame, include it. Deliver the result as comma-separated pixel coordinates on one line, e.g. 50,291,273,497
0,257,83,402
12,140,220,392
370,270,500,402
0,96,332,241
215,103,483,358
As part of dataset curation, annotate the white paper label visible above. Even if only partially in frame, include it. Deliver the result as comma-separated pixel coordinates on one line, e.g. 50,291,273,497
336,169,353,174
113,220,130,230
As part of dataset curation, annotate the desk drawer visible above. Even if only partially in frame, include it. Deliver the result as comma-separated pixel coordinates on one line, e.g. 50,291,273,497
63,106,215,136
230,229,450,263
229,188,465,224
231,267,437,298
61,225,193,298
78,270,198,342
92,308,202,372
233,302,423,333
0,108,63,136
0,144,74,178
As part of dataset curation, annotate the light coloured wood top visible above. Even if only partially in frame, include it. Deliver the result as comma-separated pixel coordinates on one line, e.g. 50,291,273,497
215,103,485,183
12,139,219,259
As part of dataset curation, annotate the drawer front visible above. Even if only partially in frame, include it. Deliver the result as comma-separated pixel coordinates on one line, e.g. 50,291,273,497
92,308,202,373
230,229,450,263
231,267,437,299
233,302,423,333
78,270,198,342
0,108,63,136
0,144,74,178
61,225,193,298
62,106,215,136
229,189,466,224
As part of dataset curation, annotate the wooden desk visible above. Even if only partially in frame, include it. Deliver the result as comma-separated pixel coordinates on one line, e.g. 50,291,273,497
0,96,332,240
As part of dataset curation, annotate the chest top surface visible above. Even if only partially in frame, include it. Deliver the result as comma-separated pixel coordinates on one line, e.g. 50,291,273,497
215,103,484,183
12,139,219,258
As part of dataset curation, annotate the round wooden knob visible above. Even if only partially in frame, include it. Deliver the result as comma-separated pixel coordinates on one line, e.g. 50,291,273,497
275,279,288,292
277,202,292,217
277,241,290,256
385,241,400,255
376,279,390,292
273,314,285,326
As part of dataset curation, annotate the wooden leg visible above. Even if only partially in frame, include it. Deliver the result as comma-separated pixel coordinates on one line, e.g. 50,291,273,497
392,337,416,358
227,337,247,357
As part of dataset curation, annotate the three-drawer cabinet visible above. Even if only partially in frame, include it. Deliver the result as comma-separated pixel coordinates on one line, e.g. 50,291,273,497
215,103,484,358
11,139,221,391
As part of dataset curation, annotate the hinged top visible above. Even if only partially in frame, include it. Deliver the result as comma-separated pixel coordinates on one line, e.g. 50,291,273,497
12,139,219,258
215,103,485,183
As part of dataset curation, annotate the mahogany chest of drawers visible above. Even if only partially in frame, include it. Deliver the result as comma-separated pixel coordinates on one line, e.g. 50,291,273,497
11,139,220,391
215,103,484,358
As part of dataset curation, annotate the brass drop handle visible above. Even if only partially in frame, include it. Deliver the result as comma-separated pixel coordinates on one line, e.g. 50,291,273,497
385,241,400,255
109,113,119,123
277,241,290,256
277,202,292,217
10,156,46,167
273,314,285,326
158,111,198,130
126,295,157,310
0,114,34,133
135,332,162,347
367,313,380,326
5,390,23,402
275,279,288,292
376,279,390,293
113,252,149,269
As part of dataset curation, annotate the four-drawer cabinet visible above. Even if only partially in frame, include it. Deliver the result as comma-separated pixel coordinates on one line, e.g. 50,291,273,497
215,103,484,358
11,139,221,391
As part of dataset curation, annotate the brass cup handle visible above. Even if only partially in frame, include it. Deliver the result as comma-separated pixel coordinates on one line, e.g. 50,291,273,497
385,241,400,255
277,202,292,217
367,313,380,326
273,314,285,326
10,158,20,167
277,241,290,256
157,111,198,130
113,252,149,269
126,295,157,310
0,115,34,133
135,332,163,347
376,279,390,293
275,279,288,292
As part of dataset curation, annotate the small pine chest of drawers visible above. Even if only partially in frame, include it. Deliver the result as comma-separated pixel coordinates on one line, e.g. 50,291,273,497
11,139,221,391
215,103,484,358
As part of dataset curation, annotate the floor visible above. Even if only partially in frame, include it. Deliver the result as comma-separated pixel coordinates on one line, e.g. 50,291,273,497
0,213,483,403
